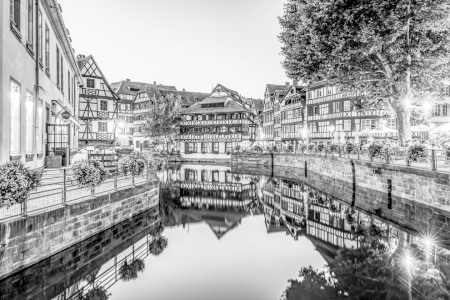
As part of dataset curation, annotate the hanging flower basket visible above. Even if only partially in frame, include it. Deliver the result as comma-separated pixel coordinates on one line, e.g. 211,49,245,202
119,258,146,282
78,286,111,300
407,144,428,162
368,143,383,159
317,144,325,152
118,153,146,176
148,236,168,256
308,143,316,151
328,143,338,153
345,142,356,154
0,162,43,208
71,160,108,189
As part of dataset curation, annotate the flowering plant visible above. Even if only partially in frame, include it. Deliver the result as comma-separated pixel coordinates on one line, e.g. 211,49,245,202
72,159,108,189
317,144,325,152
345,142,356,154
407,144,428,162
119,259,145,282
78,285,111,300
368,143,383,158
308,143,316,151
299,144,307,153
0,162,43,208
149,236,168,256
119,153,146,176
328,143,339,153
252,145,264,152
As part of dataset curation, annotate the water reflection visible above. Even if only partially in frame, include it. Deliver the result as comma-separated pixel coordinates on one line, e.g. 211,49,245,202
1,163,450,300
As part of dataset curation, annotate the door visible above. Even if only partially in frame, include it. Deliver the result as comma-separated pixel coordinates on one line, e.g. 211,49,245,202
46,124,71,166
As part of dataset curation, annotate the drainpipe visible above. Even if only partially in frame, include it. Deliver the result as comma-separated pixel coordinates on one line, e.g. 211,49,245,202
35,0,40,169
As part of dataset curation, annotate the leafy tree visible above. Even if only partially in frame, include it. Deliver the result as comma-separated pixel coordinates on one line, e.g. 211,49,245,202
141,94,182,151
279,0,450,145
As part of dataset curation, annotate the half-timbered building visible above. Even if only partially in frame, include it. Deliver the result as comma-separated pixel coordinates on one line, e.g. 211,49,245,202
262,84,290,142
77,55,120,146
273,89,287,144
305,82,396,144
179,84,258,160
280,85,306,148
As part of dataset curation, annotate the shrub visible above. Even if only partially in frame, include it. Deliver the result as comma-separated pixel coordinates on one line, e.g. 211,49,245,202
308,143,316,151
368,143,384,158
141,151,168,172
344,142,356,154
328,143,339,153
407,144,428,162
0,162,43,208
119,153,146,176
299,144,307,153
252,145,264,152
72,160,108,189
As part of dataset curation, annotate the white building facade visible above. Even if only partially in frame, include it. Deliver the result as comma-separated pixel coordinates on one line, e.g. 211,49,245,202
1,0,81,168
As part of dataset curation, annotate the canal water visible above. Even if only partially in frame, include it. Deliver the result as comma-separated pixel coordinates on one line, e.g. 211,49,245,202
1,163,449,300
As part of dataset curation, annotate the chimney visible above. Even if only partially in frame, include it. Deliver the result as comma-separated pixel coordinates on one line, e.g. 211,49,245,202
183,88,185,92
293,79,298,86
126,79,130,82
153,81,156,85
285,82,290,89
77,54,85,59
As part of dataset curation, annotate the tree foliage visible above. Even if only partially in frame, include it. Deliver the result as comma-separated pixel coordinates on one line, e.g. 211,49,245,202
141,94,182,150
279,0,450,144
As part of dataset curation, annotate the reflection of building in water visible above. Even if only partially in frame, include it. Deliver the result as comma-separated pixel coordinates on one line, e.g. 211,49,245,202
161,164,261,239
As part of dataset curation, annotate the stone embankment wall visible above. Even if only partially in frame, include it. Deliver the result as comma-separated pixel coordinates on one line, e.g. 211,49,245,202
0,208,160,300
0,178,159,280
232,153,450,240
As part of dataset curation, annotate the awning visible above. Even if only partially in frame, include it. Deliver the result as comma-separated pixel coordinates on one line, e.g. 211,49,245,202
51,100,81,127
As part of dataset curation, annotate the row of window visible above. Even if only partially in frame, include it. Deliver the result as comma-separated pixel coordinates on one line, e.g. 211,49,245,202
10,80,44,155
11,0,76,106
309,119,396,133
185,169,241,183
185,142,233,153
185,113,247,121
433,104,449,116
181,126,246,133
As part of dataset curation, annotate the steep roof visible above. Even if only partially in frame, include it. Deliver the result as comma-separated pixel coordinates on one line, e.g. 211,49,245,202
266,84,290,95
110,80,177,95
159,90,209,107
77,55,90,70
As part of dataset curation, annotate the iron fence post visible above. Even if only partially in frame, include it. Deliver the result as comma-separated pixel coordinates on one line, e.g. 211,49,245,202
431,149,437,171
91,186,95,197
114,166,118,190
385,148,390,165
21,199,27,217
63,169,67,205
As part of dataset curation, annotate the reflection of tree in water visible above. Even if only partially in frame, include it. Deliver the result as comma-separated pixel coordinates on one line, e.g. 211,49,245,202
282,221,450,300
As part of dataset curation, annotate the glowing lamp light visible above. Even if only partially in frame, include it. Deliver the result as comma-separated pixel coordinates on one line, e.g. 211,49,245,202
302,128,308,138
117,121,125,128
423,102,431,111
404,95,412,108
404,253,412,268
424,237,433,248
330,125,335,132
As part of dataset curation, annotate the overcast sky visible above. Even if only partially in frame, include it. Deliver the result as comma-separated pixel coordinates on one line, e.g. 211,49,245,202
58,0,290,99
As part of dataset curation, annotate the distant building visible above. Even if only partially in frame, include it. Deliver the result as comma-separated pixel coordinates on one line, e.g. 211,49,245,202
431,86,450,125
262,83,291,142
179,84,258,160
1,0,81,167
305,82,396,144
77,55,120,147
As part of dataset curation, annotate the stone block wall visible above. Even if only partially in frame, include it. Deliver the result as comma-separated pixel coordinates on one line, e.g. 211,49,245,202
0,208,160,300
0,178,159,280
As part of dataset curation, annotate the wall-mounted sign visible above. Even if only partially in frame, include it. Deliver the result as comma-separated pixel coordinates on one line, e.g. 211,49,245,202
61,111,70,120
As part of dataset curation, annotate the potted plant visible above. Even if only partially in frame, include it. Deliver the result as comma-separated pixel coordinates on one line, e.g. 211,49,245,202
317,144,325,152
344,142,356,155
368,143,383,159
308,143,316,151
71,160,109,189
328,143,338,154
299,144,307,153
0,162,43,208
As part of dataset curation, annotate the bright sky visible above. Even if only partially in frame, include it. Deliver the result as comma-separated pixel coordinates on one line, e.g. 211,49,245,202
58,0,291,99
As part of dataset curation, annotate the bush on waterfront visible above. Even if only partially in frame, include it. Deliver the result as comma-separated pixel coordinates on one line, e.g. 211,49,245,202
328,143,338,153
368,143,383,159
119,259,145,282
72,160,108,189
308,143,316,151
252,145,264,152
299,144,307,153
78,285,111,300
407,144,428,162
0,162,43,208
149,236,168,256
118,152,146,176
344,142,356,154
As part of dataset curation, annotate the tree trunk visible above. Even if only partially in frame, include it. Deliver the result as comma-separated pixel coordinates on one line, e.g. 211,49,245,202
392,101,411,146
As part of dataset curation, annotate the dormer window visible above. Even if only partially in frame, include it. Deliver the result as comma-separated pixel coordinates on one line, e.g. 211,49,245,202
201,103,224,108
129,87,140,92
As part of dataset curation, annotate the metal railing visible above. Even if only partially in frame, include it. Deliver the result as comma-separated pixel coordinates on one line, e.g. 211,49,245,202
0,167,157,221
294,147,450,173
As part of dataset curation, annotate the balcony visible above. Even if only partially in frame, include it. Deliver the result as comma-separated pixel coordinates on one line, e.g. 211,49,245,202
307,110,385,122
180,119,251,126
78,132,114,141
178,132,243,142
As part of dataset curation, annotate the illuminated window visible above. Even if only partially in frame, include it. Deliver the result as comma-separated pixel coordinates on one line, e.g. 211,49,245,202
10,80,21,154
98,122,107,132
26,93,34,153
343,120,351,131
344,101,351,112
